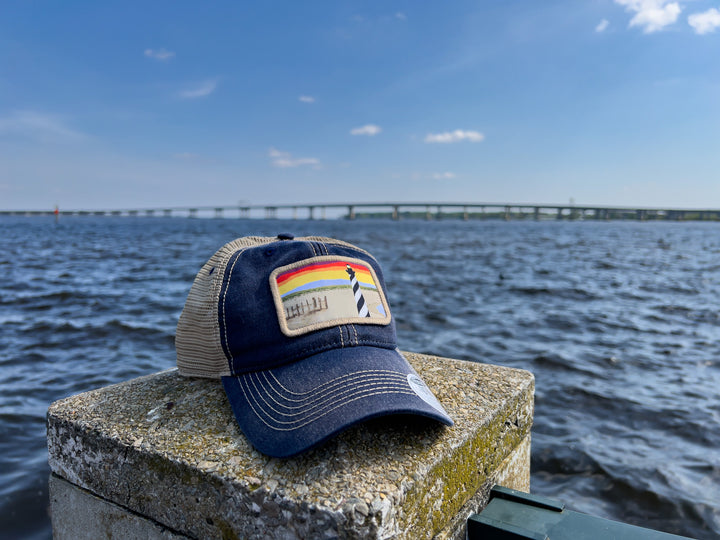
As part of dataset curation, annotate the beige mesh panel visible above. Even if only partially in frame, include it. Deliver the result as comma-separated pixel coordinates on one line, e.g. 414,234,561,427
175,236,378,378
176,237,275,378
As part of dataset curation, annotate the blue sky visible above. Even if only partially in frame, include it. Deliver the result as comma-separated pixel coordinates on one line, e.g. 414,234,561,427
1,1,719,211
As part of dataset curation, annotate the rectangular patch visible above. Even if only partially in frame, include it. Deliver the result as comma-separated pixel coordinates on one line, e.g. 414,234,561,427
270,256,392,337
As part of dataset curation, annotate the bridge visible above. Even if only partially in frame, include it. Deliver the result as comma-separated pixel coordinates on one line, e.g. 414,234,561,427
2,202,720,221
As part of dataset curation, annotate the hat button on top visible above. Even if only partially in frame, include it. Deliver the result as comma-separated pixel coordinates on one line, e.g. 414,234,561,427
277,233,294,240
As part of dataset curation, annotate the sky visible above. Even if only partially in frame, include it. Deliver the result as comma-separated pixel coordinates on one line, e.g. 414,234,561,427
1,0,719,211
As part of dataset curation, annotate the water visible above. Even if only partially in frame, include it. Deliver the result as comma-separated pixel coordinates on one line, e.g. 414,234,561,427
1,216,719,539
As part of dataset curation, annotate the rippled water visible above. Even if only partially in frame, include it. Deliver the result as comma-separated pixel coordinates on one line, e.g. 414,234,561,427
1,216,719,539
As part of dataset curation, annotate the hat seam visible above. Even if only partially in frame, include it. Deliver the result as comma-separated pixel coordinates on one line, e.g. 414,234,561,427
220,249,244,374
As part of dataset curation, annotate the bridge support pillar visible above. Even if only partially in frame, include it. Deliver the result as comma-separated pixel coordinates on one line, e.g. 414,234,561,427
348,206,355,220
293,207,297,220
504,206,511,221
188,209,198,219
463,206,469,221
556,208,563,220
426,205,432,220
163,209,172,217
214,208,223,219
534,208,540,221
239,207,250,219
265,207,277,219
308,206,315,220
393,205,400,220
321,207,326,220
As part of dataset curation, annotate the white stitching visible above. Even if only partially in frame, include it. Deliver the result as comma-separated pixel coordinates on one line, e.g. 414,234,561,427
257,370,408,406
221,252,243,373
239,377,418,431
265,368,405,396
248,372,409,418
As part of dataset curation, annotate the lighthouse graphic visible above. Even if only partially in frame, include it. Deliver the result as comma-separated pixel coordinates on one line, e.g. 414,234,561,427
346,264,370,317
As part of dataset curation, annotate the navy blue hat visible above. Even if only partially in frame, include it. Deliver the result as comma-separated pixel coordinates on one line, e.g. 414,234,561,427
176,235,453,458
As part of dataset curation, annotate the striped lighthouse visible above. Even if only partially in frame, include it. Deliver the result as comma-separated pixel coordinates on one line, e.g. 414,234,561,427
346,264,370,317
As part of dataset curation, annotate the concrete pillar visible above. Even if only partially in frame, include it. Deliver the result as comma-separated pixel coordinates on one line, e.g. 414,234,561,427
188,209,198,218
48,352,534,540
293,207,297,220
309,206,315,220
426,205,432,220
463,206,469,221
239,207,250,219
392,205,400,221
163,209,172,217
348,205,355,220
556,208,563,220
504,206,511,221
214,208,223,219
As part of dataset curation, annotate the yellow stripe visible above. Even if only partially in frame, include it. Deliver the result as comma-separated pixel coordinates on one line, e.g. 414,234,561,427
278,266,376,296
278,268,348,296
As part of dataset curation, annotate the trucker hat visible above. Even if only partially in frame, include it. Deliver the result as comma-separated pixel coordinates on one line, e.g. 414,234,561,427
176,234,453,458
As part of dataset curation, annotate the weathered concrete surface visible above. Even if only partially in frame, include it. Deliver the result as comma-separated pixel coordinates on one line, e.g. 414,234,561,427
47,352,534,539
49,474,185,540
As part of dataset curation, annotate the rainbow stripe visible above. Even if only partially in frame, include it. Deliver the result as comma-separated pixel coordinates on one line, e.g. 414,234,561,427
277,261,376,298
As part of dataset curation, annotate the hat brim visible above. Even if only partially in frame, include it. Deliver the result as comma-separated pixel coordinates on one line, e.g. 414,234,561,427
222,347,453,458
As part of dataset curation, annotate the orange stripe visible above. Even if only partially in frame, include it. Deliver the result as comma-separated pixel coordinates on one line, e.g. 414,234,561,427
276,261,370,285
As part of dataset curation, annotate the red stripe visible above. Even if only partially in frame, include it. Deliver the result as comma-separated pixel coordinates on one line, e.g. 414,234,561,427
276,261,370,285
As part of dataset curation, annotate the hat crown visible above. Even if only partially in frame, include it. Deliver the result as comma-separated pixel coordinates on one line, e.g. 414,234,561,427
176,236,397,378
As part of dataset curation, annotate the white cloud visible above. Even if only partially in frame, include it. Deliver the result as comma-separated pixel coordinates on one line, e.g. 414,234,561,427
614,0,682,33
178,80,218,99
268,147,320,168
395,12,407,21
298,95,315,103
596,19,610,32
144,48,175,61
433,172,456,180
0,110,85,142
350,124,382,136
424,129,484,143
688,8,720,34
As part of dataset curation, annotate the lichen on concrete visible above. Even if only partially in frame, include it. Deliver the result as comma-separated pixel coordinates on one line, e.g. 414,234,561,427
47,353,534,539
